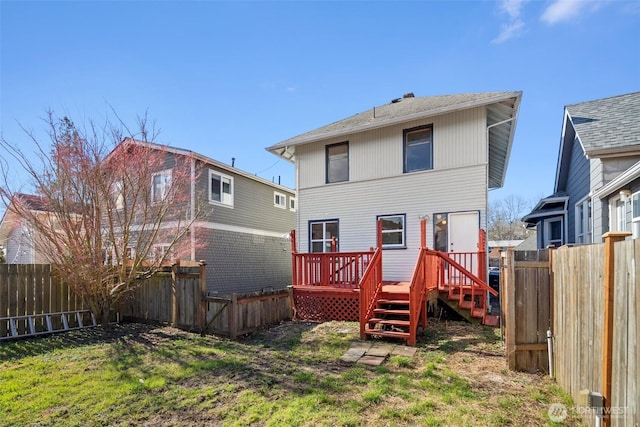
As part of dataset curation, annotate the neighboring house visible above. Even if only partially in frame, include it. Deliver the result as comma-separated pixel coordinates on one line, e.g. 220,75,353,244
267,91,522,282
0,193,53,264
487,239,525,267
107,139,297,296
523,92,640,247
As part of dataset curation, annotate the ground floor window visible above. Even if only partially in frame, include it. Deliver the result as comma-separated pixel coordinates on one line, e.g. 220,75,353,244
309,220,339,253
377,214,406,249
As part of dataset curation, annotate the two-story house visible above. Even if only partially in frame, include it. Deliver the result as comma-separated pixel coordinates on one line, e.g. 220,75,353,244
523,92,640,247
108,139,296,296
267,91,522,282
0,193,53,264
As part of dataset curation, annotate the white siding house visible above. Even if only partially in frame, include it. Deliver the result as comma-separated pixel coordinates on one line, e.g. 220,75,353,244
268,92,522,282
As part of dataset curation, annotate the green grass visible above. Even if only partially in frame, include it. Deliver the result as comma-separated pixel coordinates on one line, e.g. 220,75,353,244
0,320,586,426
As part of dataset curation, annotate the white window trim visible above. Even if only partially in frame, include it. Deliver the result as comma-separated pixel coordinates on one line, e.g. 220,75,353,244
113,181,124,210
209,170,234,208
632,191,640,239
609,196,627,233
151,169,172,204
274,191,287,209
377,214,406,249
574,197,592,244
289,197,296,212
149,243,172,262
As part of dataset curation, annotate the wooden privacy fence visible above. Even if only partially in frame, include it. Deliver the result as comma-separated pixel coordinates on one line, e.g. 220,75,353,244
552,235,637,427
1,262,292,341
118,262,293,338
0,264,91,339
501,249,552,373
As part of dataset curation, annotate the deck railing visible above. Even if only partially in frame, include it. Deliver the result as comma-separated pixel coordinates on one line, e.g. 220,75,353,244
358,247,383,339
426,249,497,296
292,251,375,288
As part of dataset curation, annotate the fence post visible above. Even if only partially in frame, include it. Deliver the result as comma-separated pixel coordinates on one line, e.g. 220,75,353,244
228,293,238,339
504,248,517,370
601,231,630,426
171,262,178,327
199,261,207,333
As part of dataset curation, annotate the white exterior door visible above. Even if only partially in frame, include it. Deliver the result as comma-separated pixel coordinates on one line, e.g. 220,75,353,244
448,211,479,253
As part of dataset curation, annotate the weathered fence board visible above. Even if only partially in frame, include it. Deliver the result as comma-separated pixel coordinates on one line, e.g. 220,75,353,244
552,239,638,427
0,264,82,338
502,249,551,373
1,263,292,341
205,289,293,338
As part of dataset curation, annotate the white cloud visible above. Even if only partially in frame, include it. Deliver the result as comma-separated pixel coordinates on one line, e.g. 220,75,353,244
493,0,528,43
500,0,527,19
493,19,526,44
541,0,608,25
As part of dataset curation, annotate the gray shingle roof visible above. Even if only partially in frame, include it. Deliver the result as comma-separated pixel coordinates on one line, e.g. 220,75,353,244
566,92,640,156
266,91,522,188
267,91,521,150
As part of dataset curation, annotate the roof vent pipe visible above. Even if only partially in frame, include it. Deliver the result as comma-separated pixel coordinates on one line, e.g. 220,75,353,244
403,92,415,98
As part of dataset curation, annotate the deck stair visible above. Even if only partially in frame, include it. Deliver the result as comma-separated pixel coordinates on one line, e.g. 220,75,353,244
434,251,500,326
363,283,412,342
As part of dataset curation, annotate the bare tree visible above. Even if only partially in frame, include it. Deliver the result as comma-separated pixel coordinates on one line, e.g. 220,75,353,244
488,194,535,241
0,112,205,326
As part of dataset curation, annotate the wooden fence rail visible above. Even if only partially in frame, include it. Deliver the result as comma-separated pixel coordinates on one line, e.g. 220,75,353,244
2,263,293,341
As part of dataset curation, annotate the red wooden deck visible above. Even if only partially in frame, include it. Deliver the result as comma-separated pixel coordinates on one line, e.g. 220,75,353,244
289,223,498,346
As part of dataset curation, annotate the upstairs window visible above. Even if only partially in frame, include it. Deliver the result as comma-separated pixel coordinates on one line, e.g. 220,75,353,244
210,170,233,206
289,197,297,212
274,191,286,209
377,214,406,249
326,142,349,183
404,125,433,173
151,169,172,203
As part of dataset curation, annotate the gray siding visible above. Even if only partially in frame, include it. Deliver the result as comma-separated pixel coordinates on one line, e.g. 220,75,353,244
297,164,487,281
6,225,33,264
195,160,295,234
197,227,292,296
565,136,590,243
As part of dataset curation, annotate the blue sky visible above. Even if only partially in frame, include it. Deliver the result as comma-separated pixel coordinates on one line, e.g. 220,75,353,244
1,0,639,210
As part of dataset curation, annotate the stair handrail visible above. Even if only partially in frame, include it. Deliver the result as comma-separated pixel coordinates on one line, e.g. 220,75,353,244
428,249,498,296
407,248,429,346
358,247,383,340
